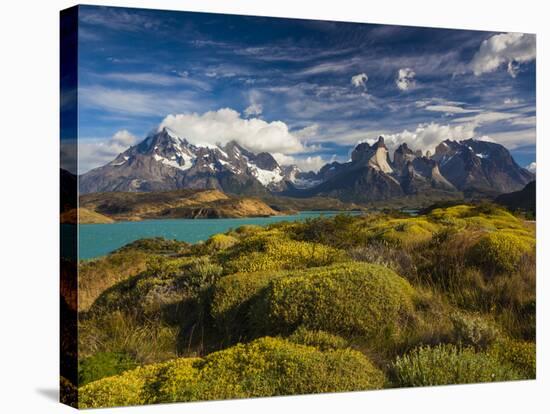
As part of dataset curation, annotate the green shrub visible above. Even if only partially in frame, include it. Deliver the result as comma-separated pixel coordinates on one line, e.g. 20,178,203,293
79,362,168,407
221,233,347,274
468,231,534,274
364,218,440,247
210,263,415,343
204,234,239,251
80,337,385,408
392,344,521,387
293,214,364,249
288,327,349,351
79,352,137,386
255,262,416,338
209,270,283,340
183,337,385,400
183,256,223,295
233,224,264,236
79,311,179,365
489,339,536,379
449,312,498,350
89,255,221,316
116,237,189,254
78,250,150,312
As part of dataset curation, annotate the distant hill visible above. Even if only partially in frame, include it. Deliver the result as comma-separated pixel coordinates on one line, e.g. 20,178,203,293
61,208,115,224
79,189,286,221
494,181,536,217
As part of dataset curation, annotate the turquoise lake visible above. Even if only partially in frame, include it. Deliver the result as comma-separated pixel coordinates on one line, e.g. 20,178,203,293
78,211,355,260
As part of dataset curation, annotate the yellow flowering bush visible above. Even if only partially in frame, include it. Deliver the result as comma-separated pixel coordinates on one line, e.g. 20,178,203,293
468,231,534,273
255,262,416,338
79,337,385,408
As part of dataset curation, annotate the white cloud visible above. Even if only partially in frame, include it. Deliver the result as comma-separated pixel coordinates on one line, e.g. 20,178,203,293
244,90,263,117
159,108,307,154
351,73,368,89
451,111,518,125
424,105,478,114
508,115,536,127
507,61,520,78
525,162,536,173
294,124,319,140
99,71,210,90
272,153,328,172
244,102,263,117
299,57,362,76
395,68,416,91
79,86,195,116
478,135,497,143
371,122,477,155
487,128,536,150
503,97,521,105
470,32,536,76
78,130,139,173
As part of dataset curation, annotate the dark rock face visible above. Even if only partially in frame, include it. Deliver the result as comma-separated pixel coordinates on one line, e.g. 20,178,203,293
433,139,533,194
80,129,533,203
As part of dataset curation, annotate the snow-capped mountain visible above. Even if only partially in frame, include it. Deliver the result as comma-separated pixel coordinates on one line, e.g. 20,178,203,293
79,127,312,194
80,129,534,202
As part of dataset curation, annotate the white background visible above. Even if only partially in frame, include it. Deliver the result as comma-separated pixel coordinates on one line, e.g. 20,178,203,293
0,0,547,412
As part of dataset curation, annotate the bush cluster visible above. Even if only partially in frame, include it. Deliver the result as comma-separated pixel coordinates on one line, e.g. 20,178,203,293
391,344,521,387
79,337,385,408
78,203,536,407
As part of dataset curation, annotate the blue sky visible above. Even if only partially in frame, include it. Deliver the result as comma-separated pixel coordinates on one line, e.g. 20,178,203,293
72,5,536,173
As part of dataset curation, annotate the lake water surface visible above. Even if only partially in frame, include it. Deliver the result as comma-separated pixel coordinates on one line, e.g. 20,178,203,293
78,211,355,260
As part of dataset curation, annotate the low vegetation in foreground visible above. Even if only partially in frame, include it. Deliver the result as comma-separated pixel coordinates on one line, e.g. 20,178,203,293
73,203,536,408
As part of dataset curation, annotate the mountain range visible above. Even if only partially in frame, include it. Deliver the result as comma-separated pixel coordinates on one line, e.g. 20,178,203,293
79,127,534,202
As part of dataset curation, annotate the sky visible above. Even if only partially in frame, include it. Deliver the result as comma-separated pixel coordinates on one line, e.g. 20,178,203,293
71,5,536,174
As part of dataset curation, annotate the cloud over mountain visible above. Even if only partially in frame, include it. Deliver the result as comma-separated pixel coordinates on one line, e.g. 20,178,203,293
158,108,309,155
78,130,139,173
370,122,476,155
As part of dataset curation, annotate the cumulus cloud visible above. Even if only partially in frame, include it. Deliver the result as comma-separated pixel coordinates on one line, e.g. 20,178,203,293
351,73,368,89
78,129,139,173
159,108,307,154
272,153,329,172
470,32,536,76
244,90,263,117
244,102,263,117
395,68,416,91
525,162,536,173
368,122,477,155
294,124,319,140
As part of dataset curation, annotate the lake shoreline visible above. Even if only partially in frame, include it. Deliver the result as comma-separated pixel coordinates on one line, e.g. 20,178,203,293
76,210,362,259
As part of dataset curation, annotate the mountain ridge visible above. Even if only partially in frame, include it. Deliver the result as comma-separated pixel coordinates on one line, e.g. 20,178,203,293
79,129,534,203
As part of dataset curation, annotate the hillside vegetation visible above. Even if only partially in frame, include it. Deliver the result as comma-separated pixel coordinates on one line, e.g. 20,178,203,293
74,203,536,408
79,189,287,221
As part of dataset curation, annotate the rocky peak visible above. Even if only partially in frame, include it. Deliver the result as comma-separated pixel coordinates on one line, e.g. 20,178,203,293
374,136,386,148
254,152,279,171
393,143,417,173
351,137,392,173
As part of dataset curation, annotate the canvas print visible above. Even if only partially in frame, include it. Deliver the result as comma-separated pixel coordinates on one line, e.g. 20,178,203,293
60,4,536,409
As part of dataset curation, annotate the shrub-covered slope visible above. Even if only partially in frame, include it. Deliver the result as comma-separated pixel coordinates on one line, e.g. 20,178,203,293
76,203,536,406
